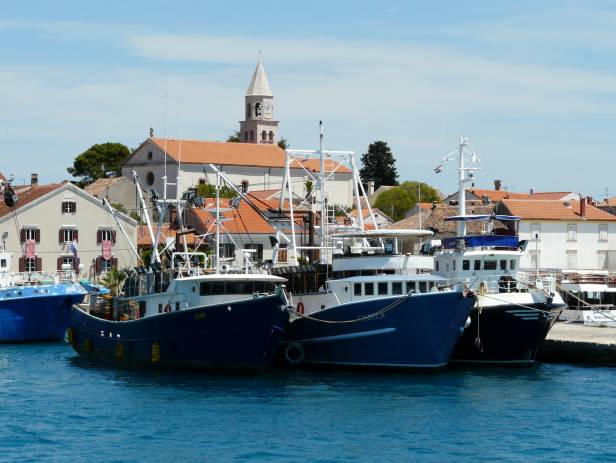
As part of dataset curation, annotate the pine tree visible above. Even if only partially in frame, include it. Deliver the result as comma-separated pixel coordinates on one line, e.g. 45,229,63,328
359,141,398,190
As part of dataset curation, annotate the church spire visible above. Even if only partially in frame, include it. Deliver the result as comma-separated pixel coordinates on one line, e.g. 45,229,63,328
245,57,273,97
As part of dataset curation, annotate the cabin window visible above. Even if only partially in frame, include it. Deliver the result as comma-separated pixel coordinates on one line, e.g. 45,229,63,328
0,259,6,269
139,301,146,318
200,281,274,295
510,260,516,270
474,260,481,271
378,282,388,295
435,261,440,272
500,260,507,270
158,303,163,313
484,260,497,270
462,260,470,271
392,282,403,295
354,283,362,296
406,282,416,293
175,302,180,311
419,282,427,293
364,283,374,296
452,260,457,271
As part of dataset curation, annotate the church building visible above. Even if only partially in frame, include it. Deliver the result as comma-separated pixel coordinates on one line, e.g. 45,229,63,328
122,58,354,207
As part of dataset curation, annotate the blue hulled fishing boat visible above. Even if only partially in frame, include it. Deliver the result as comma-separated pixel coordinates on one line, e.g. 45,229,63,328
270,126,475,368
69,167,290,370
0,180,87,342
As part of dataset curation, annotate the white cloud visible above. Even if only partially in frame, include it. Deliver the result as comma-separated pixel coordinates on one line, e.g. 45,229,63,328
1,16,616,194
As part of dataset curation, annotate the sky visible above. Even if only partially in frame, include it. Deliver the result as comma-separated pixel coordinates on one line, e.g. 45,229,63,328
1,0,616,199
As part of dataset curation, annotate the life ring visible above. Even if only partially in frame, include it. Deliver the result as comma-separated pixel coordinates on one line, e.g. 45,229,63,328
296,302,305,315
285,342,305,365
164,304,172,313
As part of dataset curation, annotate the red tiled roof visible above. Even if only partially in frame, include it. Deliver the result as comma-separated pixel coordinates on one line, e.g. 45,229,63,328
501,199,616,221
137,224,178,247
527,192,575,200
0,183,65,218
292,158,352,174
149,138,350,173
188,198,276,234
84,177,124,197
468,188,529,201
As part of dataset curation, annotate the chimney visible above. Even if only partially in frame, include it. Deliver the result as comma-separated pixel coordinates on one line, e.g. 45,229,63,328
580,199,586,217
31,173,38,186
367,181,375,196
494,179,502,191
586,196,593,205
529,188,534,196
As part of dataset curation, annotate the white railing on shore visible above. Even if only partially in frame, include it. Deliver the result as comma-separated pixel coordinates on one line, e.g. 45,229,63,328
0,270,77,288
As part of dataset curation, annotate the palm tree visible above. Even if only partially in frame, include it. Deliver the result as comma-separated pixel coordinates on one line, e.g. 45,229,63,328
99,268,126,297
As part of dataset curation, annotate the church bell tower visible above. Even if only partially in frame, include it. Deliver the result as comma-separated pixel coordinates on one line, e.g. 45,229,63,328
239,57,279,144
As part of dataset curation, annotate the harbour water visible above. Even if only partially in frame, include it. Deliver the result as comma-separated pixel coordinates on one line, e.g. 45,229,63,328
1,343,615,462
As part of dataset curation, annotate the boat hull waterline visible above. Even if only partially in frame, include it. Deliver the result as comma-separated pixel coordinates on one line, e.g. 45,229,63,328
283,291,476,369
0,284,86,342
69,294,289,370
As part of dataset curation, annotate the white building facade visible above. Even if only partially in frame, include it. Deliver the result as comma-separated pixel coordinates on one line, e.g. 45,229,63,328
0,182,138,277
499,199,616,272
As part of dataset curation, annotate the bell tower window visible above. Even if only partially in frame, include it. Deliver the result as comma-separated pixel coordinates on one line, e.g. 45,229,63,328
269,131,274,142
246,104,251,119
255,103,262,117
261,130,267,142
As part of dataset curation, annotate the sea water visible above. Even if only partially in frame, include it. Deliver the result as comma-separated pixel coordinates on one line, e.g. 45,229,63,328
0,343,615,463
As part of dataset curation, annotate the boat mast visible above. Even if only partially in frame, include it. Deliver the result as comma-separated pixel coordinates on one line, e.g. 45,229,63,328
215,168,221,273
457,137,467,237
319,121,326,262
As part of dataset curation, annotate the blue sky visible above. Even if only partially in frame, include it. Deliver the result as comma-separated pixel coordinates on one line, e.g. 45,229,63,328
1,0,616,198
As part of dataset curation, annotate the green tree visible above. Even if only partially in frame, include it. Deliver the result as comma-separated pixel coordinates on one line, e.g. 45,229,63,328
227,130,241,142
196,182,236,198
359,141,398,189
374,187,413,221
110,203,127,213
99,268,127,297
399,181,441,206
278,137,289,150
67,143,132,186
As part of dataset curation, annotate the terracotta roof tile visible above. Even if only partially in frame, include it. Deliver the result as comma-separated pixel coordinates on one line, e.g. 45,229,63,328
188,198,276,235
390,204,505,235
0,183,65,218
148,138,350,173
292,158,351,174
84,177,124,197
468,188,529,201
137,223,178,247
527,192,575,200
501,199,616,221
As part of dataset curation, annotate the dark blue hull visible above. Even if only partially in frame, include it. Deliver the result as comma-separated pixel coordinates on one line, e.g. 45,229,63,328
451,302,563,365
0,285,86,342
283,291,475,368
69,294,289,370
